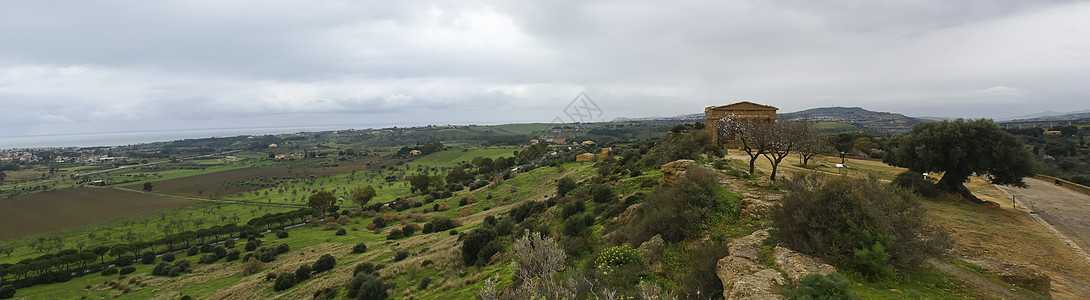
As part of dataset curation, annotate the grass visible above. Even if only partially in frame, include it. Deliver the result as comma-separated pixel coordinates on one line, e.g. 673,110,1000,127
845,268,968,299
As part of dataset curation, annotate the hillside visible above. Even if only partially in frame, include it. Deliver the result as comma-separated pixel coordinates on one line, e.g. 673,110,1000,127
778,106,926,134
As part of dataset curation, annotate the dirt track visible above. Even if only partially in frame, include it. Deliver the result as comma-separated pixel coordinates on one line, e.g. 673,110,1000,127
996,178,1090,252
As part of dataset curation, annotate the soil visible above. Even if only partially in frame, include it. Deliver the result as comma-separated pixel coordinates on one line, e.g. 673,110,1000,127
0,187,196,240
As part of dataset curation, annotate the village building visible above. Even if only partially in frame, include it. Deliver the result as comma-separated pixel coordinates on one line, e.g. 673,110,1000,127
576,153,597,162
704,101,778,147
1044,131,1063,136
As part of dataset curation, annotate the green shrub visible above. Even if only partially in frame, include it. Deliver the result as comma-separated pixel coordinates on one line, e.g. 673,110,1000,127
892,171,940,197
119,266,136,275
0,285,15,299
595,245,642,269
557,177,578,196
295,264,312,281
393,251,409,262
591,185,615,203
683,241,731,297
273,272,296,291
422,217,457,233
476,240,503,266
345,272,387,299
616,167,736,244
773,174,950,275
101,267,118,276
352,243,367,254
335,228,347,236
276,230,289,238
460,227,498,266
277,243,290,254
313,254,336,273
782,273,858,300
199,253,219,264
141,251,156,264
162,252,175,262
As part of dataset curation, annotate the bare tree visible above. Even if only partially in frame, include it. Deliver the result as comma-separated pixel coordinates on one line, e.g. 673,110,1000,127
796,122,833,166
718,114,774,175
763,121,809,182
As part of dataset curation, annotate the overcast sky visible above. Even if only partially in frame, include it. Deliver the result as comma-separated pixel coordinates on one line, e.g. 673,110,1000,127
2,0,1089,143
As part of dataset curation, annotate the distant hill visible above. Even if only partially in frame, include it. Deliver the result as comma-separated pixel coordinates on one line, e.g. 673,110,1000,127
615,106,926,134
778,107,926,134
1005,111,1090,122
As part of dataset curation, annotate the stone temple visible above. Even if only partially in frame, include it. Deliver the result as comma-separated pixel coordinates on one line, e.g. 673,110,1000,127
704,101,778,147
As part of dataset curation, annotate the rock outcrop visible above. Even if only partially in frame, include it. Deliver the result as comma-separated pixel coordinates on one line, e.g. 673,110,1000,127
717,229,783,299
637,235,666,273
739,197,772,220
973,258,1051,297
729,269,786,300
660,159,697,186
772,246,836,285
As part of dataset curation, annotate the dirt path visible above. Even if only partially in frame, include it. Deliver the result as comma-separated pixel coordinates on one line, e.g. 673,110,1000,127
930,260,1032,300
995,178,1090,254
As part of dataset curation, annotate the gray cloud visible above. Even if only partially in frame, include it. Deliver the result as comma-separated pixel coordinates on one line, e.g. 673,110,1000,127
2,0,1089,143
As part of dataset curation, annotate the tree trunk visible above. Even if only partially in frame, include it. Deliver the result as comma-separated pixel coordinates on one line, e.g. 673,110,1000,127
748,155,758,175
936,172,982,203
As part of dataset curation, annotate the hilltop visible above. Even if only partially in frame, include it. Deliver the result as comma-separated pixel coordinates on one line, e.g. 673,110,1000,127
778,106,926,134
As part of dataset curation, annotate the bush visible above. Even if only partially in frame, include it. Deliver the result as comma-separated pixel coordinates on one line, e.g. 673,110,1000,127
461,227,498,266
119,266,136,275
476,240,503,266
335,228,347,236
274,272,297,291
682,241,730,297
352,243,368,254
510,201,546,223
773,174,950,277
386,230,403,240
393,251,409,262
141,251,156,264
313,254,336,273
199,253,219,264
213,246,227,258
245,240,260,252
295,264,312,281
101,267,119,276
591,185,615,203
595,245,642,269
557,177,578,196
277,243,290,254
892,171,941,198
226,250,241,261
225,239,236,249
276,230,289,239
617,167,738,244
242,257,265,275
560,199,585,219
345,272,387,299
162,252,175,262
782,273,858,300
0,284,15,299
422,217,457,234
324,222,342,231
114,255,134,267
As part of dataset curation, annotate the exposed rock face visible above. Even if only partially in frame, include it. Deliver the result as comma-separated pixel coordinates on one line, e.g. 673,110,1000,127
637,235,666,273
729,269,786,300
754,177,773,188
739,198,772,220
617,203,643,224
772,246,836,285
660,159,697,186
717,229,782,299
973,259,1051,296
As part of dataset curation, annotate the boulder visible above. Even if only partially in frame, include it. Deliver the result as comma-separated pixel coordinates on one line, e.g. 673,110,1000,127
617,203,643,224
717,256,761,298
660,159,697,186
772,246,836,285
637,235,666,273
728,269,786,300
728,229,770,263
754,177,773,188
739,198,772,220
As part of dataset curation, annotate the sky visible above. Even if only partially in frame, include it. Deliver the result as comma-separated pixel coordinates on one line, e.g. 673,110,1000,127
2,0,1089,146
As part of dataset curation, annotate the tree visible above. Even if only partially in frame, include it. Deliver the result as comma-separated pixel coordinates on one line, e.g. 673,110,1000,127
763,121,809,182
797,127,833,166
143,182,153,192
718,114,774,175
884,119,1034,202
409,174,432,194
307,190,336,216
0,171,5,183
446,167,469,184
557,177,577,196
350,185,377,209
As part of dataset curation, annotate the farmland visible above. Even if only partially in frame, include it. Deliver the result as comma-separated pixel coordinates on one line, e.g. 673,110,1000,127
0,188,196,240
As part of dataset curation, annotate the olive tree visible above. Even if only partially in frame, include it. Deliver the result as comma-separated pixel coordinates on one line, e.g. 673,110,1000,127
884,119,1034,202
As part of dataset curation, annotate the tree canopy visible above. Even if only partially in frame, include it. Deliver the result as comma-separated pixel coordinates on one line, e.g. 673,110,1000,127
884,119,1034,202
350,185,377,209
307,190,337,216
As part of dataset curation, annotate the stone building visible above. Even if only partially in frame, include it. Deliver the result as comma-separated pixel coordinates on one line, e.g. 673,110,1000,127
705,101,778,147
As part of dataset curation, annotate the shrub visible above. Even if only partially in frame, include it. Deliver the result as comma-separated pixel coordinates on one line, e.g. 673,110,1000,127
335,228,347,236
595,245,642,270
313,254,336,273
0,284,15,299
345,272,387,299
114,255,134,267
461,227,498,266
245,240,260,252
618,167,738,244
226,250,241,261
141,251,156,264
353,262,379,276
393,251,409,262
101,267,119,276
295,264,312,281
892,171,941,197
242,257,265,275
683,241,730,297
276,230,289,239
324,222,342,231
119,266,136,275
560,199,585,219
557,177,578,196
510,201,546,223
213,246,227,258
162,252,175,262
476,240,503,266
422,217,457,234
400,225,416,237
371,216,387,228
199,253,219,264
418,277,432,290
782,273,858,300
352,243,368,254
773,174,950,276
591,185,615,203
273,272,297,291
277,243,290,254
386,230,403,240
225,239,236,249
563,214,595,237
